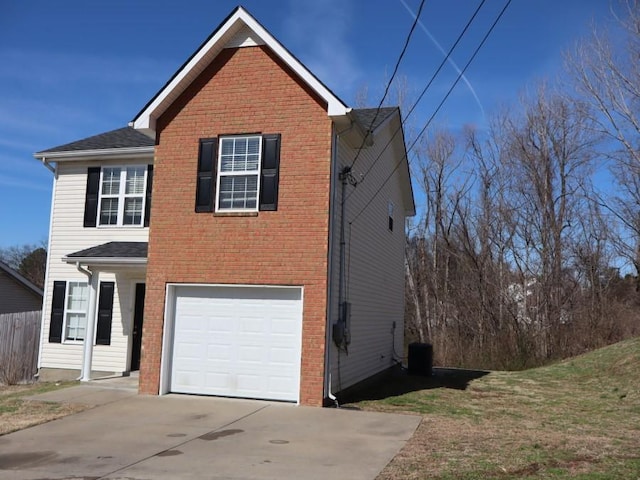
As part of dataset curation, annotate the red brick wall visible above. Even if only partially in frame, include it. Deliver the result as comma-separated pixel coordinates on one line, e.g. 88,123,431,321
139,45,333,406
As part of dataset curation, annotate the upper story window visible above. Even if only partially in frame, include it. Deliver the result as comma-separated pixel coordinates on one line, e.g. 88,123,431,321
215,136,262,212
195,134,280,214
99,166,147,226
83,164,152,228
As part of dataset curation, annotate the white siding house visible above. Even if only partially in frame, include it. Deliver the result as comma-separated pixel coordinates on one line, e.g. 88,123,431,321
326,108,414,396
36,129,154,379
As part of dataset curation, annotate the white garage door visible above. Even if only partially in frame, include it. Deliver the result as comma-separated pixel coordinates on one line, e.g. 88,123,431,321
170,285,303,402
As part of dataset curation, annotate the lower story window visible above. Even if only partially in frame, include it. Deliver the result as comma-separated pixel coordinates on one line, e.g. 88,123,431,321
65,281,88,341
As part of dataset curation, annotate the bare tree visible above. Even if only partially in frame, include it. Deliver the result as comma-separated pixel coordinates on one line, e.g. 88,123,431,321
568,0,640,280
501,88,598,359
0,242,47,288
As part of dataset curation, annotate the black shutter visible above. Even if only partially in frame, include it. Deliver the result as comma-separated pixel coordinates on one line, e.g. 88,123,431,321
144,165,153,227
195,138,218,212
259,134,281,211
84,167,101,227
49,281,66,343
96,282,115,346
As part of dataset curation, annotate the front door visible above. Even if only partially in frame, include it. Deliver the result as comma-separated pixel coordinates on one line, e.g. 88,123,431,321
131,283,146,371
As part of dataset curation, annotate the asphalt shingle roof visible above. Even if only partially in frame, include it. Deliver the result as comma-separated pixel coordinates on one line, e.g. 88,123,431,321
67,242,148,259
352,107,398,132
37,110,395,156
37,127,154,154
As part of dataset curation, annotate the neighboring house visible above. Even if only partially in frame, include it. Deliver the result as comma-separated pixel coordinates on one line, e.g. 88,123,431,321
34,6,414,406
0,261,43,314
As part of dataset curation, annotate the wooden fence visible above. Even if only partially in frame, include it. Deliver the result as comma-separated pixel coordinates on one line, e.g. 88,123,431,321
0,310,41,384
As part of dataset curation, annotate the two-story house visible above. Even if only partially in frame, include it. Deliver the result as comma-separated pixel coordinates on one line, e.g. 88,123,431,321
34,6,414,406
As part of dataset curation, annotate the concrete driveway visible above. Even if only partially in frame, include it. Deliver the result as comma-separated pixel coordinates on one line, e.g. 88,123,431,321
0,383,420,480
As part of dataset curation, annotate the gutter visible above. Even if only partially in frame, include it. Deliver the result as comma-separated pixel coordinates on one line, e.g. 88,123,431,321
33,146,154,162
63,257,147,266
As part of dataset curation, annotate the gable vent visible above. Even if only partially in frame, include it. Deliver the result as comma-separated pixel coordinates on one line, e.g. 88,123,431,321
224,25,265,49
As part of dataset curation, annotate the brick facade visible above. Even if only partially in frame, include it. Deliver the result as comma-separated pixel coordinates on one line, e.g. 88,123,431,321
139,45,333,406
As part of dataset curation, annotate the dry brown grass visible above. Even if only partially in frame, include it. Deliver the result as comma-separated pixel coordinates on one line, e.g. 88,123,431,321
345,337,640,479
0,383,88,436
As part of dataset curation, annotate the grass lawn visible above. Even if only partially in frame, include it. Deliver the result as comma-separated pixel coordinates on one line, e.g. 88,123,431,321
0,382,87,436
345,337,640,479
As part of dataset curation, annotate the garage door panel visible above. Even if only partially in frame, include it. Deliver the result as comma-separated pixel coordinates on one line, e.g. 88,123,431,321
170,286,302,402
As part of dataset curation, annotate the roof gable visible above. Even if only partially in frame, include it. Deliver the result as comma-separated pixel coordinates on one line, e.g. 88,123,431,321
131,6,349,135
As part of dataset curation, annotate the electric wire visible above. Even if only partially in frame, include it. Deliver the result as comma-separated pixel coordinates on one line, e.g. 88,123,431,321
345,0,487,203
349,0,512,226
349,0,426,171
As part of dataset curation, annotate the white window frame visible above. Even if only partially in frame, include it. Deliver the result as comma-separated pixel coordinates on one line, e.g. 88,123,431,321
63,280,89,343
97,166,148,227
215,135,262,213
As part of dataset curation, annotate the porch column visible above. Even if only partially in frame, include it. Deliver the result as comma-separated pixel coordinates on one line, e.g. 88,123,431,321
80,270,99,382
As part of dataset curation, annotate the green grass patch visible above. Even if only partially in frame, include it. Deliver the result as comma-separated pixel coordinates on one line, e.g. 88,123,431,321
346,337,640,479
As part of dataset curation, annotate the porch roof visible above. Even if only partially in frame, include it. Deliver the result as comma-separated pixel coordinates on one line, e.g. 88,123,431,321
64,242,148,266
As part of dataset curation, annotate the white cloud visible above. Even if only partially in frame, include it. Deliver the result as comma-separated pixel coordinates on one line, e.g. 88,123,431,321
283,0,361,97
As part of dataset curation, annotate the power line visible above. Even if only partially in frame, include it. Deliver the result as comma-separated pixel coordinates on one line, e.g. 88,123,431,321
349,0,426,171
349,0,513,226
345,0,487,203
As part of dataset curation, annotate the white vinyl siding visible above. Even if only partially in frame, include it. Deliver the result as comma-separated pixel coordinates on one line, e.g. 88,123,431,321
328,116,407,393
39,159,151,374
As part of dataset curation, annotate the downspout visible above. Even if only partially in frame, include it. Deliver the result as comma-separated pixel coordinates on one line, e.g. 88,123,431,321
75,262,98,382
40,156,55,173
325,124,340,407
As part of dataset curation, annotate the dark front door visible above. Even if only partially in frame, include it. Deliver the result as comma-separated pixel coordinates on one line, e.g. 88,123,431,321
131,283,146,371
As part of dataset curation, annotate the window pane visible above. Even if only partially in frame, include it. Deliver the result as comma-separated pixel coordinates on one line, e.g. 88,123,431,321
218,175,258,210
221,138,235,155
235,138,247,155
247,137,260,154
102,168,121,195
125,167,145,194
99,198,119,225
123,197,143,225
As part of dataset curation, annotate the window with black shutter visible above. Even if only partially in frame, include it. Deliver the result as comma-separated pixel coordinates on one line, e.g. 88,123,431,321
199,134,281,213
195,138,218,212
48,281,66,343
259,134,281,211
84,166,151,227
96,282,115,345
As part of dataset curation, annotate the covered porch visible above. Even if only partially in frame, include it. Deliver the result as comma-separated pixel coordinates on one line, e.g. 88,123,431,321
61,241,148,382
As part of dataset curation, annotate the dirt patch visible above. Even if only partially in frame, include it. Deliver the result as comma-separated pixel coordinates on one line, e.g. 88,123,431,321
0,383,88,436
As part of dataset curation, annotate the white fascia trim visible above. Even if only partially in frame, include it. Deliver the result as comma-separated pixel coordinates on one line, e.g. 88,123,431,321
62,257,148,266
33,147,154,161
132,7,349,133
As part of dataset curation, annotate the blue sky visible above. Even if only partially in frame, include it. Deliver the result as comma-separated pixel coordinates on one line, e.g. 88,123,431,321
0,0,615,248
